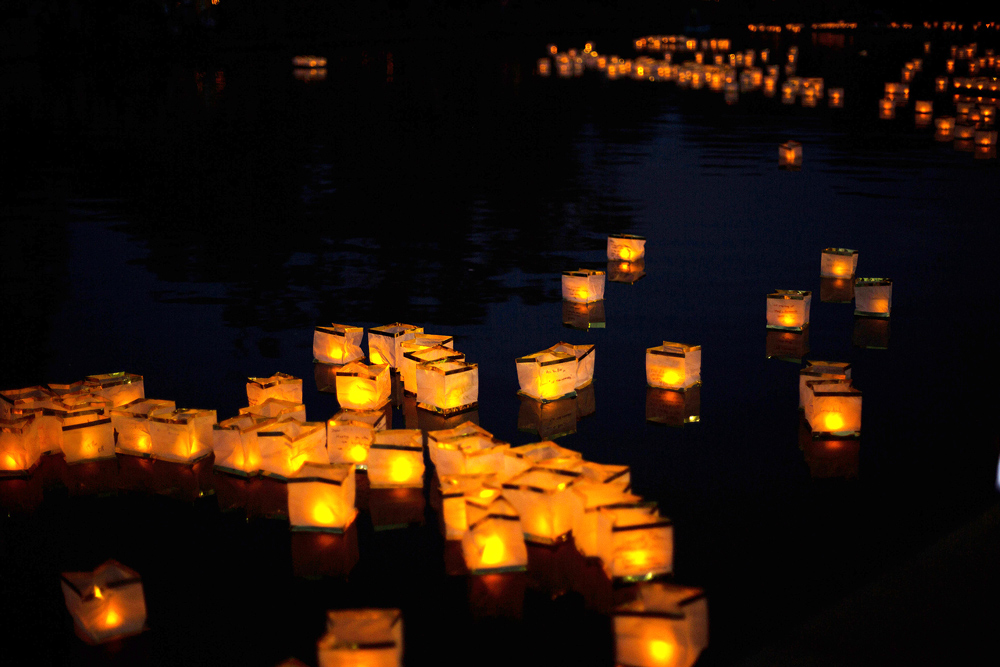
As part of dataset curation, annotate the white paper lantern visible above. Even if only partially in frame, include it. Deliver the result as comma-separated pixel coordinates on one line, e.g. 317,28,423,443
646,342,701,390
562,269,606,304
313,323,365,365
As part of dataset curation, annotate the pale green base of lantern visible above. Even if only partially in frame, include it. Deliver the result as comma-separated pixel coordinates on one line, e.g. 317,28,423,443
290,509,357,534
854,310,891,318
469,563,528,575
766,323,808,332
416,401,479,416
523,530,572,546
213,464,260,478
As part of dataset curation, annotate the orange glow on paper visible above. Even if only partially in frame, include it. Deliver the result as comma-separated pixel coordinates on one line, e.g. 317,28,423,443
832,262,848,276
369,351,385,365
780,313,798,327
479,489,495,499
649,639,675,663
871,298,890,313
661,370,682,386
348,445,368,462
577,288,589,300
3,454,17,469
104,609,121,628
480,535,506,565
136,435,150,451
93,586,103,599
313,503,335,525
824,413,845,431
390,457,414,483
618,247,634,260
347,383,375,406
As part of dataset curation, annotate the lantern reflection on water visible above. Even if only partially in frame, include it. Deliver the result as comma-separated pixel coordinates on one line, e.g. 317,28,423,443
563,300,607,330
61,560,146,645
111,398,175,457
819,277,854,303
502,467,579,544
765,328,810,362
517,394,577,440
802,434,860,479
879,98,896,119
562,269,606,304
854,278,893,317
608,258,646,283
317,609,403,667
415,359,478,415
804,379,862,436
607,234,646,261
646,342,701,391
313,324,364,365
614,582,708,667
147,408,217,463
766,290,811,331
367,429,424,488
828,88,844,108
820,248,858,279
288,462,356,532
258,420,328,479
462,496,528,574
645,386,701,426
335,361,391,410
0,414,40,476
778,141,802,169
368,323,423,368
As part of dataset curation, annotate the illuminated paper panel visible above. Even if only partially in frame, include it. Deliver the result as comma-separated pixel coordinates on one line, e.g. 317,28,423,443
313,324,364,365
61,560,147,645
111,398,176,457
368,323,424,368
247,373,302,407
646,342,701,390
288,462,357,532
367,429,424,489
561,269,606,304
766,290,811,331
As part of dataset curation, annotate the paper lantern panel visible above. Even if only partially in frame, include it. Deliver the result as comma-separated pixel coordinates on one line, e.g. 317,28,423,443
607,234,646,261
84,373,145,408
439,473,501,539
502,468,579,544
400,343,463,394
288,462,357,532
820,248,858,278
313,324,365,365
247,373,303,407
562,269,606,304
367,430,424,489
415,360,479,415
461,497,529,574
258,420,329,479
335,361,391,411
0,414,41,477
318,609,403,667
368,323,424,368
804,380,862,436
854,278,892,317
549,342,595,389
614,583,708,667
766,290,811,331
240,398,306,422
61,560,146,645
646,342,701,390
111,398,176,457
147,409,217,463
516,349,577,402
59,402,115,464
798,361,851,409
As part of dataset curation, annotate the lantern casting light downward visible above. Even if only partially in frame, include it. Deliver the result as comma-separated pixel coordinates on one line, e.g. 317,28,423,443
461,496,529,574
335,361,391,411
318,609,403,667
804,379,862,436
854,278,893,317
288,462,357,533
0,414,41,476
516,348,578,402
614,582,708,667
766,290,811,331
58,397,115,464
368,323,423,368
313,324,365,365
213,413,271,476
562,269,606,304
608,234,646,262
646,342,701,391
61,560,147,645
147,408,217,463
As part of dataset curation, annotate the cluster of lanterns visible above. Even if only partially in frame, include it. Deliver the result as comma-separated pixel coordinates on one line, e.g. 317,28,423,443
292,55,327,82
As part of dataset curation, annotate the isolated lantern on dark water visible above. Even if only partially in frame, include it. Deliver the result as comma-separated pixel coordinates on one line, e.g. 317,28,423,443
607,234,646,262
646,342,701,391
766,290,811,331
854,278,893,318
61,560,147,645
562,269,606,304
778,141,802,169
820,248,858,278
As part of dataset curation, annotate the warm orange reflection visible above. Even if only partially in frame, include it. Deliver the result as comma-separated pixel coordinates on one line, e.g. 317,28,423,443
104,609,121,628
649,639,675,663
480,535,506,565
312,503,335,525
824,413,845,431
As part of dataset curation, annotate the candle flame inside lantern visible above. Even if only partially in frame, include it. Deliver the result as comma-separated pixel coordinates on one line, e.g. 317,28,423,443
479,489,495,499
104,609,121,628
577,289,589,300
780,313,798,327
661,370,682,386
93,586,103,599
390,457,414,483
348,383,375,406
3,454,17,469
619,247,634,261
832,262,848,276
137,435,150,451
369,351,385,365
824,413,845,431
480,535,506,565
649,639,675,663
348,445,368,462
313,503,335,525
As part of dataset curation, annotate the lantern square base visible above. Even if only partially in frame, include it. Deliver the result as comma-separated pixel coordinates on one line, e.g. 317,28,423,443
73,620,149,646
516,389,577,404
523,529,572,546
854,309,891,319
416,400,478,416
290,508,358,534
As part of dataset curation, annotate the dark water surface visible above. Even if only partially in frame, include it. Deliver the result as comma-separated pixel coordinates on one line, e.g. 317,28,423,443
3,31,999,667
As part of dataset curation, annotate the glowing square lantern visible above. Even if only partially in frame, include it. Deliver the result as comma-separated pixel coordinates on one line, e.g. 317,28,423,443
607,234,646,262
502,467,580,543
367,429,424,488
368,323,423,368
318,609,403,667
976,130,998,146
879,98,895,119
84,373,145,408
240,398,306,422
854,278,893,317
461,496,528,574
820,248,858,278
599,502,674,580
828,88,844,108
427,421,508,476
258,420,329,479
247,373,302,407
313,324,364,365
326,409,385,469
0,414,41,476
646,342,701,390
61,560,146,644
804,379,862,436
548,342,596,389
915,100,934,114
415,359,479,415
562,269,605,304
57,398,115,464
778,141,802,169
614,582,708,667
799,361,851,409
147,409,217,463
503,441,584,480
335,361,391,410
288,462,357,532
572,485,640,559
935,116,956,140
766,290,811,331
111,398,176,457
213,413,271,476
439,473,501,539
516,348,578,402
399,335,459,393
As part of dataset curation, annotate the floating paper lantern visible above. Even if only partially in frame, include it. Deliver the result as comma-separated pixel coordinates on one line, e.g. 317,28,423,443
981,105,996,125
439,473,501,539
0,414,41,476
58,398,115,464
61,560,146,645
614,582,708,667
607,234,646,262
367,429,424,488
313,324,365,365
548,342,595,389
572,486,640,559
0,386,59,452
645,387,701,426
503,441,584,481
879,98,896,119
646,342,701,391
599,501,673,580
828,88,844,108
799,361,851,409
213,413,271,476
954,124,976,140
854,278,892,317
368,323,423,368
778,141,802,169
318,609,403,667
502,468,579,543
258,420,328,479
111,398,176,457
288,462,356,532
562,269,605,304
763,77,777,97
935,116,956,140
915,100,934,114
400,339,461,394
975,130,998,146
247,373,303,407
804,379,861,436
326,415,376,469
820,248,858,278
335,361,391,410
781,81,796,104
765,328,810,362
766,290,811,331
427,422,508,476
84,373,144,407
801,87,817,107
293,56,327,68
147,408,217,463
516,348,578,402
537,58,551,76
462,496,528,574
936,76,949,92
415,359,478,415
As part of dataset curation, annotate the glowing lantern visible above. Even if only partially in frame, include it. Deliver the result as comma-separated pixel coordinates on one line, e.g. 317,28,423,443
247,373,302,407
367,429,424,488
57,397,115,464
804,379,862,436
461,496,528,574
61,560,146,645
84,373,144,407
501,467,579,543
335,361,391,410
598,501,673,580
288,462,356,532
368,323,423,368
561,269,606,304
538,58,551,76
614,582,708,667
981,105,996,125
427,422,508,476
646,342,701,391
326,417,374,469
915,100,934,114
879,98,896,119
828,88,844,108
0,385,49,420
935,116,956,140
763,77,777,96
854,278,892,317
313,324,364,365
645,386,701,426
503,441,583,481
766,290,811,331
516,348,578,402
801,87,817,107
936,76,949,92
111,398,176,457
548,342,596,389
240,397,306,422
0,414,41,476
778,141,802,169
400,339,460,394
439,473,501,539
415,359,478,415
954,124,976,140
258,419,328,479
799,360,851,409
571,482,638,558
293,56,327,68
213,413,271,476
976,130,998,146
317,609,403,667
781,81,796,104
146,408,217,463
820,248,858,278
607,234,646,262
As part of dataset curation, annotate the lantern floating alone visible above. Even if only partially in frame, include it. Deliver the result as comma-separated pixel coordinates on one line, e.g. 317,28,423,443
879,98,896,119
646,342,701,391
804,379,862,436
61,560,147,645
614,582,708,667
318,609,403,667
828,88,844,108
854,278,893,317
562,269,606,304
607,234,646,262
368,323,423,368
516,348,579,402
313,324,365,365
288,462,357,533
766,290,811,331
778,141,802,170
935,116,956,140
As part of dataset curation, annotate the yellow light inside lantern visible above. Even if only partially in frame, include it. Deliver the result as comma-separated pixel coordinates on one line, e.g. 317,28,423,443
480,535,506,565
824,413,845,431
104,609,121,628
871,298,889,313
348,445,368,462
369,350,385,365
136,435,150,451
327,346,344,362
3,454,17,469
661,369,682,385
832,262,848,276
577,288,589,300
313,503,335,525
93,586,103,599
348,383,374,406
649,639,675,664
619,247,634,260
780,313,798,327
479,489,494,499
390,457,414,483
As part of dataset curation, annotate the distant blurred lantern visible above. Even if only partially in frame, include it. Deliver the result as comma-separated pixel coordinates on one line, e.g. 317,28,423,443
58,398,115,464
313,324,365,365
111,398,176,457
935,116,956,140
317,609,403,667
84,373,144,407
538,58,551,76
607,234,646,262
240,397,306,422
804,379,862,436
801,87,817,107
288,462,356,532
147,409,217,463
326,412,381,469
562,269,606,304
820,248,858,278
608,258,646,284
915,100,934,114
293,56,327,68
760,48,769,63
935,76,949,92
399,336,458,393
956,101,974,116
981,105,996,125
247,373,302,407
924,41,932,54
562,300,606,330
879,98,896,119
503,441,583,480
763,77,777,97
517,394,577,440
439,473,501,539
766,290,811,331
781,81,796,104
784,62,796,76
367,429,424,488
368,323,423,368
213,413,271,476
646,386,701,426
819,277,854,303
613,582,708,667
597,501,673,580
852,317,890,349
799,360,851,409
258,420,328,479
778,141,802,169
502,467,579,543
854,278,893,317
61,560,146,645
335,361,391,410
415,359,478,415
516,348,578,402
0,414,41,476
646,342,701,391
901,67,914,83
884,82,904,100
954,124,976,140
461,496,528,574
975,130,998,146
828,88,844,108
547,44,557,55
428,421,508,476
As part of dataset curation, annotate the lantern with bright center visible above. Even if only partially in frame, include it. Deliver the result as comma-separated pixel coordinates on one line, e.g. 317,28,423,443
614,582,708,667
400,337,460,394
598,501,674,580
766,290,811,331
61,560,146,645
367,429,424,488
247,373,303,407
572,484,641,559
213,413,272,476
239,398,306,422
368,323,423,368
915,100,933,114
462,496,528,574
258,419,328,479
288,462,356,532
562,269,606,304
879,98,896,119
781,81,796,104
502,467,580,543
778,141,802,169
0,414,41,476
854,278,893,317
0,386,64,454
820,248,858,278
427,421,509,476
503,441,584,480
326,409,385,469
57,397,115,464
646,342,701,390
799,361,851,409
804,380,862,436
335,361,391,410
828,88,844,108
607,234,646,262
84,373,145,408
147,408,217,463
516,348,578,402
975,130,998,146
935,116,956,140
439,473,501,539
313,323,365,365
111,398,176,457
317,609,403,667
415,359,479,415
548,342,596,389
